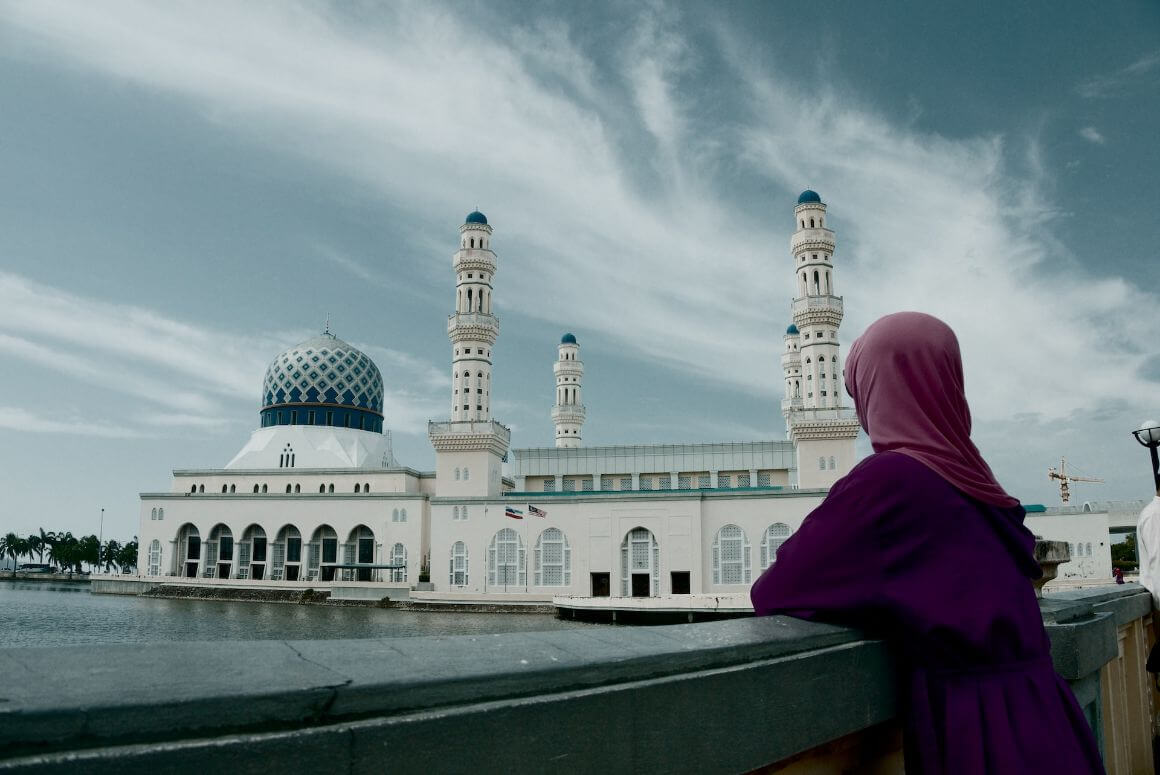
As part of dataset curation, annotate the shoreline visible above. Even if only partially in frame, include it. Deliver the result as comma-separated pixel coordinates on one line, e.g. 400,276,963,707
0,573,90,583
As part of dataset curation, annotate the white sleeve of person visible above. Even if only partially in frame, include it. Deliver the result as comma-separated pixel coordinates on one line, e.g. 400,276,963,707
1137,497,1160,610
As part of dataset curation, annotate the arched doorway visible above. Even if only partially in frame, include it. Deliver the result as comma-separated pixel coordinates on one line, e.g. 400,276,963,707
620,527,659,597
273,525,303,581
175,524,201,578
309,525,339,581
345,525,376,581
207,524,234,579
240,525,267,580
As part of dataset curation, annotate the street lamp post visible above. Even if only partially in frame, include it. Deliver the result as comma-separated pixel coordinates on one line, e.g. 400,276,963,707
1131,420,1160,492
98,507,105,576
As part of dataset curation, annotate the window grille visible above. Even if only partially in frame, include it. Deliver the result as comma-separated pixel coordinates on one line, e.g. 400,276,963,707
760,523,791,569
488,528,525,587
619,476,631,491
449,542,469,586
148,540,161,576
238,543,250,570
390,543,407,582
639,476,652,491
712,524,750,584
659,476,671,489
678,475,691,490
581,478,593,491
562,478,575,492
737,473,751,488
601,475,614,491
307,543,320,571
718,474,731,488
534,527,571,586
697,473,711,489
757,472,771,487
271,543,286,580
543,478,556,492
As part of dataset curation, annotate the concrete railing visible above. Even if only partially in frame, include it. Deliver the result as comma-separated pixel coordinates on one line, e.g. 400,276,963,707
0,586,1153,773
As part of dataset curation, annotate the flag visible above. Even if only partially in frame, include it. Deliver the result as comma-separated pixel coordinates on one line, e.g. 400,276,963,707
505,507,524,520
528,504,547,518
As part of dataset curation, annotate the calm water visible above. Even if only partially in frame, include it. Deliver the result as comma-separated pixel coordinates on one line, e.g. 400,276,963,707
0,582,594,649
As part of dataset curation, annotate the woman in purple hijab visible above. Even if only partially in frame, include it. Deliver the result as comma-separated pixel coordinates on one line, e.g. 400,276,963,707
750,312,1104,774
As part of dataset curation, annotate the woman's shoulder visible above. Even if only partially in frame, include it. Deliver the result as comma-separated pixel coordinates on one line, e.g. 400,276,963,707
840,451,933,486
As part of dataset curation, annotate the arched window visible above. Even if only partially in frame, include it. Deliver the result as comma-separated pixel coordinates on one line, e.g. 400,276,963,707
488,528,526,587
466,288,473,309
319,484,326,493
813,270,820,294
390,543,407,582
400,508,407,522
148,539,162,576
620,527,659,596
354,483,361,493
1068,543,1075,556
261,484,267,493
1085,542,1092,556
450,541,469,586
534,527,571,586
760,523,791,569
828,456,836,470
809,218,814,228
293,483,300,494
190,485,197,494
221,484,228,494
253,484,259,493
158,507,164,520
286,484,292,493
328,483,334,493
819,457,826,470
364,482,370,493
455,467,461,480
470,238,475,248
392,508,399,522
463,468,469,481
151,507,157,521
712,524,751,584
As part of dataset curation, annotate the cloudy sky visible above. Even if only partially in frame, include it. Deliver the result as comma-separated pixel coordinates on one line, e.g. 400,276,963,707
1,1,1158,541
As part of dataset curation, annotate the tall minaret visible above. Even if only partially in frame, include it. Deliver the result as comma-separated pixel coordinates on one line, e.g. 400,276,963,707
782,190,859,488
430,210,510,497
552,333,585,447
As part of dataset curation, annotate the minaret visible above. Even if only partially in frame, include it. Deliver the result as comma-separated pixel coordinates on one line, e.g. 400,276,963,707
429,210,510,497
552,333,585,447
783,190,859,488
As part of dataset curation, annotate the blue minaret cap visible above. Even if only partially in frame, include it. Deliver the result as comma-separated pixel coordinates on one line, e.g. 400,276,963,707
786,323,799,335
465,210,488,225
797,190,822,204
561,332,577,344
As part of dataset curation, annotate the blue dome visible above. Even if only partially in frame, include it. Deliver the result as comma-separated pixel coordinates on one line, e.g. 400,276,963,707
561,333,577,344
465,210,488,225
786,324,799,335
797,190,822,204
260,333,384,430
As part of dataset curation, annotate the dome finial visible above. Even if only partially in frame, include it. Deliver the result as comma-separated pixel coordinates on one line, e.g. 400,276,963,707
324,312,330,336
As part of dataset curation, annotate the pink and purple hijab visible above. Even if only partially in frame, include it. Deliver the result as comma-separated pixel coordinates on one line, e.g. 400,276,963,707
844,311,1019,509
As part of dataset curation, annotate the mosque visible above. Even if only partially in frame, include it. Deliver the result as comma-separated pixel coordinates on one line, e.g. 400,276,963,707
135,192,1106,600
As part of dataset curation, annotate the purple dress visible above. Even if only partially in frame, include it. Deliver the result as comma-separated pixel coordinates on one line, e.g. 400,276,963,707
751,452,1104,774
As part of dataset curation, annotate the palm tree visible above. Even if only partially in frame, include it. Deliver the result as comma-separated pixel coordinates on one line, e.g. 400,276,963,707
37,528,52,563
0,533,19,576
102,540,122,573
118,539,138,574
26,534,42,567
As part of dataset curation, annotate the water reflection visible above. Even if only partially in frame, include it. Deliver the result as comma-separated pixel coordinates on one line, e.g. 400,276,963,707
0,582,593,649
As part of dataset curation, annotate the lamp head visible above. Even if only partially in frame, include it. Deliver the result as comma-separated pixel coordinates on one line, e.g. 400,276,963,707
1132,420,1160,448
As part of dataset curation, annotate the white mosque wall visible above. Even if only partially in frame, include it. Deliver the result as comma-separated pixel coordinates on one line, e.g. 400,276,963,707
427,491,826,597
1025,511,1113,581
224,426,394,470
170,469,426,495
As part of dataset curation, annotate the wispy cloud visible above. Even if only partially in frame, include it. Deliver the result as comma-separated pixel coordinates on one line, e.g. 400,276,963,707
0,406,149,438
1078,126,1105,144
1078,48,1160,98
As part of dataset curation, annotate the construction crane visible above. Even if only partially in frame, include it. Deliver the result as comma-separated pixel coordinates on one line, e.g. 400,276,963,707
1047,457,1103,504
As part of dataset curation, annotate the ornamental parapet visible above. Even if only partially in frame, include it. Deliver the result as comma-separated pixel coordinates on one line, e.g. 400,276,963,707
787,410,860,441
780,351,801,369
428,419,511,455
453,251,496,273
551,405,587,423
790,227,836,255
448,313,500,343
791,295,843,318
553,361,584,376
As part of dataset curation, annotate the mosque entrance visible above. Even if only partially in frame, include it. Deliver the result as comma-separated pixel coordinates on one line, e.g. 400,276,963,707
177,525,201,578
357,538,374,581
620,527,659,598
631,573,650,597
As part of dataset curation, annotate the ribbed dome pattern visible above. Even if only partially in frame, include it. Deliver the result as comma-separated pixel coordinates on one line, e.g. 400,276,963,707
261,334,384,415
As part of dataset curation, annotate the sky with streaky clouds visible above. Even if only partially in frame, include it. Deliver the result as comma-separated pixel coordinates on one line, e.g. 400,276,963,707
1,0,1158,541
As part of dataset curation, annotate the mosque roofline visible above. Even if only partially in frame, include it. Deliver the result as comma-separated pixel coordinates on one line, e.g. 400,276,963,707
171,466,434,478
497,487,829,501
141,492,432,500
511,440,794,458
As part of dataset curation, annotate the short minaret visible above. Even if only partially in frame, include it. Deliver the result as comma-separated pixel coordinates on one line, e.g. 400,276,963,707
429,210,511,497
552,333,585,447
783,190,859,488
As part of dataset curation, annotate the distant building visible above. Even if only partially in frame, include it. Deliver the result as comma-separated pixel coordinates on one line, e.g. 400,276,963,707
134,193,880,598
